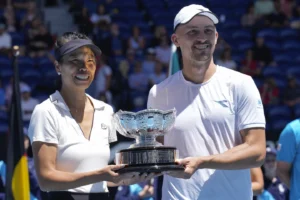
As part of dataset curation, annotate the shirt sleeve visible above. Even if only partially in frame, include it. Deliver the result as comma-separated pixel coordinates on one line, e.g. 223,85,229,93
108,105,117,143
28,104,58,144
236,76,266,131
276,123,297,163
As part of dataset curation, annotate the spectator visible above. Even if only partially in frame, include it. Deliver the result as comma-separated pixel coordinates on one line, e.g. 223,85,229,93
18,1,41,28
26,17,43,45
149,61,167,87
241,49,262,78
20,84,39,123
110,60,131,111
254,0,275,17
241,3,258,27
95,56,113,104
128,61,148,93
28,24,54,58
0,22,12,55
260,78,280,105
265,0,289,28
77,7,94,36
252,37,274,66
142,48,156,74
290,3,300,29
214,36,231,60
283,77,300,107
127,26,145,56
151,25,168,47
155,36,171,69
90,4,111,26
258,147,289,200
216,48,237,70
115,180,155,200
276,119,300,200
108,23,124,57
5,77,27,106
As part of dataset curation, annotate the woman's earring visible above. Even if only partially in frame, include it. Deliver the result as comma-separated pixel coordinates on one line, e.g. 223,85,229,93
58,72,61,75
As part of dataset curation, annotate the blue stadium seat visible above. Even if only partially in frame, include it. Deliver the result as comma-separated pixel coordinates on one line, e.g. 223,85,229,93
18,57,35,66
21,69,42,89
295,107,300,118
282,41,300,51
232,30,252,40
9,32,25,46
207,0,228,7
263,67,283,79
268,106,291,120
221,19,241,29
0,57,11,69
253,78,263,89
273,77,287,89
274,55,292,65
0,68,13,79
230,0,253,7
257,29,279,40
265,41,281,52
286,67,300,78
271,119,290,133
0,123,8,135
279,29,299,39
237,41,253,51
0,111,8,123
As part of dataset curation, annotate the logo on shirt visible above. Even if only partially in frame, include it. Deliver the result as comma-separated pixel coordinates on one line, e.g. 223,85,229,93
214,100,229,108
257,99,263,109
101,123,108,130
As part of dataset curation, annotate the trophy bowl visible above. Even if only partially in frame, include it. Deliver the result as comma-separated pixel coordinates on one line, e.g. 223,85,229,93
113,108,184,173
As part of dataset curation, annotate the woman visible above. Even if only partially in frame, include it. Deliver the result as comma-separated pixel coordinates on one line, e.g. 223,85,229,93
28,32,155,200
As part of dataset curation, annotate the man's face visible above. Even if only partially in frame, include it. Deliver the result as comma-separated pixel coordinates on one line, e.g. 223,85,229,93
172,15,218,64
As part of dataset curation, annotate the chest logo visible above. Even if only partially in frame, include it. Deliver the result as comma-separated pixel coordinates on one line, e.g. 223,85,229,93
101,123,108,130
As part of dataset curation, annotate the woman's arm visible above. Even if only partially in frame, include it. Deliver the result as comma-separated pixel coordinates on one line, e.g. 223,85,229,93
32,142,128,191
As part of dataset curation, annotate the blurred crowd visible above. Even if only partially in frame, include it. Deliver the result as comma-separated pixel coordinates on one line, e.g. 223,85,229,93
0,0,299,199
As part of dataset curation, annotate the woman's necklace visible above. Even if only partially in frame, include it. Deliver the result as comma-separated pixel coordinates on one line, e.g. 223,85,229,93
69,96,88,113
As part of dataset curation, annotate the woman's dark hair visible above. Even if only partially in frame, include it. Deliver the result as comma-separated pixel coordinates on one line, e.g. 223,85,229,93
54,32,91,91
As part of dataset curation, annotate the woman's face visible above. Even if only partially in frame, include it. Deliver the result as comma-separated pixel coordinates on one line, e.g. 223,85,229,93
58,46,96,91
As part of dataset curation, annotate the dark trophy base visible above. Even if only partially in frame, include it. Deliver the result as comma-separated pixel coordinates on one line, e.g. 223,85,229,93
115,146,184,174
115,163,184,174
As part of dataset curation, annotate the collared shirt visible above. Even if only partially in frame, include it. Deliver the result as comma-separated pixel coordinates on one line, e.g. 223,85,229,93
28,91,117,193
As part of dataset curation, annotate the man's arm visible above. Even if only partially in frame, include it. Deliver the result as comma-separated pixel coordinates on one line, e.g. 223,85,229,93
250,167,264,195
200,127,266,169
276,161,291,189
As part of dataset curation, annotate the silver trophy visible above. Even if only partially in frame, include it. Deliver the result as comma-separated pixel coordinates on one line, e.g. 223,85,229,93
113,108,184,173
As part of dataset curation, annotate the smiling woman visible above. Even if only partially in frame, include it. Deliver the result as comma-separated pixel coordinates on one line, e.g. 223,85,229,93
27,32,157,200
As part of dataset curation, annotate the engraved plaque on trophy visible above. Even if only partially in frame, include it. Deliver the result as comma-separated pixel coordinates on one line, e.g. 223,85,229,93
112,108,184,173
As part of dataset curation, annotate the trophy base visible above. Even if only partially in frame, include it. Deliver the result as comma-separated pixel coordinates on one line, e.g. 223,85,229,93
115,163,184,174
115,146,184,174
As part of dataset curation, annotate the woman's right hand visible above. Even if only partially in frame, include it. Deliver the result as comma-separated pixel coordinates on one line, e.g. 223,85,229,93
99,164,139,185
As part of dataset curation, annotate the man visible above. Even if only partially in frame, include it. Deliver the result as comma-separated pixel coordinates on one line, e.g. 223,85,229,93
276,119,300,200
147,4,266,200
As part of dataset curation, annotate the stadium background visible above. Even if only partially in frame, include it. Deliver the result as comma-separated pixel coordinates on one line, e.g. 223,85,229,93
0,0,299,199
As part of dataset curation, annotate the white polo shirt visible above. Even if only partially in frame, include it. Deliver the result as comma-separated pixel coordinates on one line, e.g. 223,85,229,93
147,66,266,200
28,91,117,193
